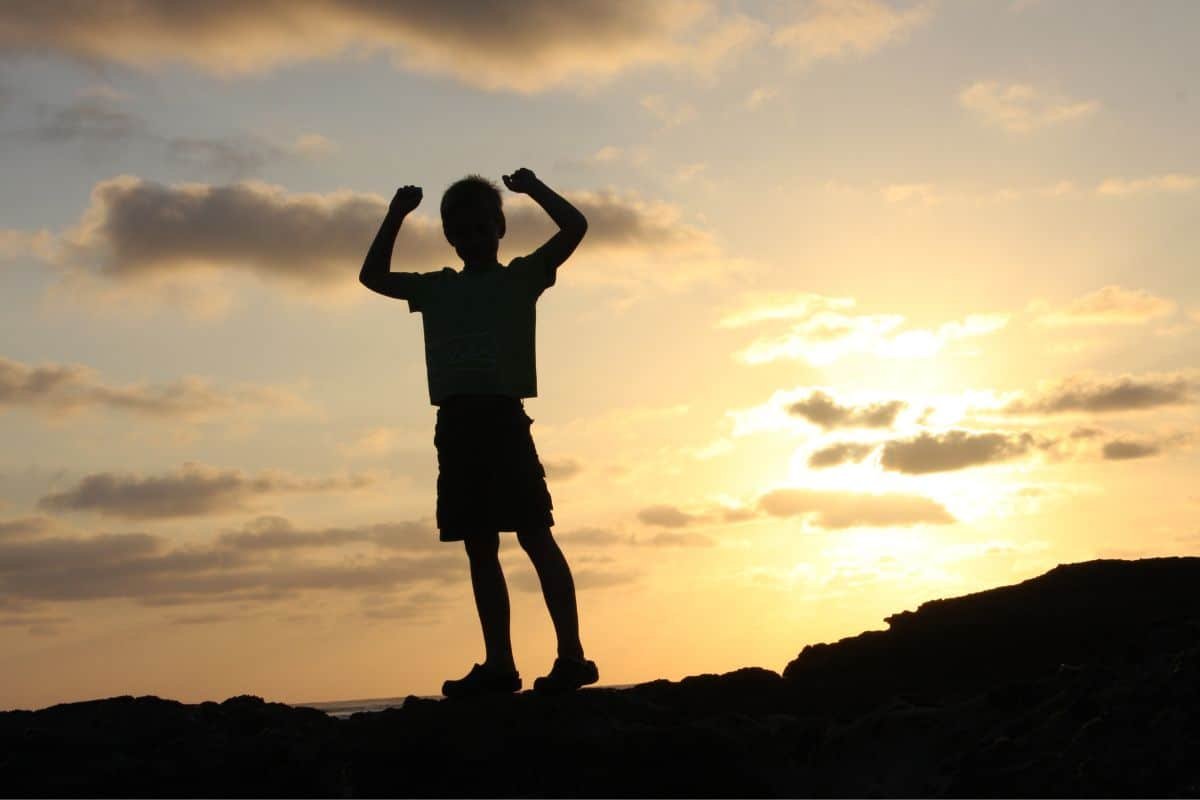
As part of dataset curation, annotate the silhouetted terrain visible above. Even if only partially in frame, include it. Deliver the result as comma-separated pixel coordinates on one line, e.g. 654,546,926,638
3,557,1198,797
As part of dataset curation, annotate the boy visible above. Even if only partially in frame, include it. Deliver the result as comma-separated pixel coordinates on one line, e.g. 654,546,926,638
359,167,597,697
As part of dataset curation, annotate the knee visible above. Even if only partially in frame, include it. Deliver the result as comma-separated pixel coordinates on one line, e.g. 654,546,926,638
517,526,554,556
463,531,500,561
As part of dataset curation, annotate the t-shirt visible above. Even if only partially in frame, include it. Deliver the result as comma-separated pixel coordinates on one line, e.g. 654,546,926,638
405,252,556,406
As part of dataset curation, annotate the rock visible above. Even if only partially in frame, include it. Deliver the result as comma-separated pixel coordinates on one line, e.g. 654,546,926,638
1,557,1197,796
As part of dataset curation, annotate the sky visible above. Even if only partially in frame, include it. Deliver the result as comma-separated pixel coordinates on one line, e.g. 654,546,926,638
1,0,1198,710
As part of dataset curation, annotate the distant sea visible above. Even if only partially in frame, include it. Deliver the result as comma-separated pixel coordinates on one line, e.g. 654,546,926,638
296,684,627,718
294,696,423,719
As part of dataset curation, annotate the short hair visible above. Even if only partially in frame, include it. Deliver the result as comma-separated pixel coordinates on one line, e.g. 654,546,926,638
441,174,502,224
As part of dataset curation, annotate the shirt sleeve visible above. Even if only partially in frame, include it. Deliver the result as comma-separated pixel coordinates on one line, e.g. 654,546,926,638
405,269,450,313
507,252,557,299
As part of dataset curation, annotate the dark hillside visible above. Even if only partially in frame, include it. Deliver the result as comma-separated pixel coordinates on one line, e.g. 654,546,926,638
2,558,1197,797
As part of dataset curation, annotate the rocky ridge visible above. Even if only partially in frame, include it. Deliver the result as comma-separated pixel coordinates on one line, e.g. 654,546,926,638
2,557,1197,797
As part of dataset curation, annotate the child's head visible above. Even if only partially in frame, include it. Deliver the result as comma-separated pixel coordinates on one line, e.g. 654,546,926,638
441,175,505,265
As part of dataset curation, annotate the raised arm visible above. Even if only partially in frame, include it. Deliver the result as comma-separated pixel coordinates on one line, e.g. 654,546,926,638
360,185,424,299
502,168,588,270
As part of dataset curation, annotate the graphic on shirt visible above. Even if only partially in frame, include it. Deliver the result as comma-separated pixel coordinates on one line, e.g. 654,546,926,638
428,332,499,373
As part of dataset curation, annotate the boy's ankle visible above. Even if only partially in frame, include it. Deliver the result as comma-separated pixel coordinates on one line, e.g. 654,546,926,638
484,659,519,676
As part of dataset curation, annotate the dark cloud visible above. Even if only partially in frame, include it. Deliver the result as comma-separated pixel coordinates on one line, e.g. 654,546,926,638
54,177,712,297
0,529,463,606
5,90,330,177
168,612,243,625
38,463,373,520
1005,374,1192,415
757,488,954,529
808,442,876,468
542,458,582,481
787,391,905,429
165,135,275,177
0,532,158,573
636,504,699,528
0,2,756,93
880,430,1035,474
721,507,757,523
17,92,147,145
558,526,623,547
1102,439,1162,461
217,515,437,551
0,614,72,628
0,516,57,539
0,354,303,420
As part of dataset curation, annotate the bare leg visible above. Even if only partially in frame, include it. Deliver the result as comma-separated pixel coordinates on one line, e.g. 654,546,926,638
517,526,584,660
463,532,517,674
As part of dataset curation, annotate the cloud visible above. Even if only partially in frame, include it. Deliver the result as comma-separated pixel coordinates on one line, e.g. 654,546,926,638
13,89,147,145
559,527,624,547
168,612,244,625
0,228,55,261
1101,439,1160,461
542,458,582,481
880,430,1036,474
0,532,159,573
808,441,876,468
771,0,931,66
55,177,399,291
165,133,339,178
959,81,1100,133
0,614,72,630
1097,174,1198,196
0,516,57,540
721,506,758,523
360,590,450,623
0,529,463,606
0,355,309,421
1004,373,1193,415
1033,286,1176,326
881,182,942,205
787,390,905,429
645,531,713,547
288,133,338,158
757,487,954,529
718,292,855,328
216,515,437,552
37,463,374,520
722,292,1006,365
45,176,724,308
0,2,762,93
640,94,697,127
744,86,778,109
164,136,278,177
7,90,335,178
637,504,699,528
1101,434,1190,462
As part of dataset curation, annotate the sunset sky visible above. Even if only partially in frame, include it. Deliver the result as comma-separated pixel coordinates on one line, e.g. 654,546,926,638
2,0,1198,710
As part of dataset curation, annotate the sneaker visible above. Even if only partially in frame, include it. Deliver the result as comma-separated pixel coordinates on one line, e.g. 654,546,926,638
441,663,522,698
532,657,599,694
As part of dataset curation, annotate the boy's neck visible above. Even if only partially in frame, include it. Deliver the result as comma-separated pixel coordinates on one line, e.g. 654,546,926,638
462,259,501,273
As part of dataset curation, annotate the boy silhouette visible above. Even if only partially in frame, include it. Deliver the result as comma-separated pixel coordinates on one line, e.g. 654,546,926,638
359,168,597,697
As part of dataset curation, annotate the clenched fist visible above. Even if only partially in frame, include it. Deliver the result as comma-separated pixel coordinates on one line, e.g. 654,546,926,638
389,185,422,216
502,168,541,194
